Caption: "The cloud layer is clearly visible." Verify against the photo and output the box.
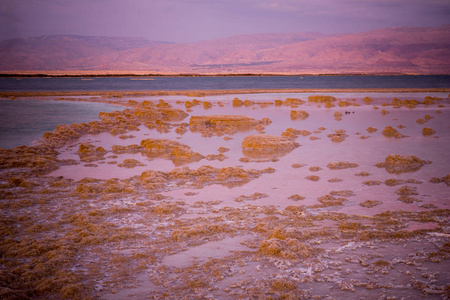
[1,0,449,42]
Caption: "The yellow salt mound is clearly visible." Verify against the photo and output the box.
[290,110,309,120]
[382,154,427,174]
[189,115,257,132]
[140,138,204,165]
[242,135,299,152]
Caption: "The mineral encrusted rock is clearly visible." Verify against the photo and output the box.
[378,154,429,174]
[140,138,204,165]
[290,110,309,120]
[189,115,258,132]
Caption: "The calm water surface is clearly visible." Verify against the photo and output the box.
[1,75,449,92]
[0,100,122,149]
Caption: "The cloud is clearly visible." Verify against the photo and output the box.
[0,0,449,42]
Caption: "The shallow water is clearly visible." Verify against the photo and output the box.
[0,99,122,148]
[2,92,450,299]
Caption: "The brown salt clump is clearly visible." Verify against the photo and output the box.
[217,147,230,153]
[0,146,58,173]
[112,144,142,154]
[327,129,348,143]
[234,192,268,202]
[205,153,227,161]
[416,118,426,124]
[189,115,258,133]
[391,98,402,106]
[381,126,398,137]
[396,185,419,196]
[119,134,135,140]
[355,171,371,176]
[363,97,373,105]
[77,143,107,162]
[288,194,305,201]
[330,190,355,197]
[381,154,428,174]
[281,128,302,139]
[291,163,305,168]
[363,180,382,186]
[359,200,382,208]
[258,227,313,260]
[316,194,346,206]
[284,98,305,106]
[175,125,188,135]
[185,100,195,109]
[118,159,145,168]
[232,98,244,107]
[244,100,255,106]
[334,111,343,121]
[290,110,309,120]
[327,161,358,169]
[367,127,377,133]
[382,126,405,138]
[381,109,389,115]
[384,179,406,186]
[308,95,336,103]
[309,166,321,172]
[242,134,299,159]
[328,178,343,182]
[429,174,450,186]
[203,101,212,109]
[140,138,204,165]
[422,127,435,136]
[305,175,320,182]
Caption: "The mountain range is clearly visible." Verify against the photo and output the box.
[1,25,449,75]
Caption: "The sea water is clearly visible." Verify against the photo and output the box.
[0,75,449,92]
[0,100,122,149]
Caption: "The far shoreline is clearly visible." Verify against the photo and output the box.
[1,72,450,78]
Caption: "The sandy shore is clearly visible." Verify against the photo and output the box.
[0,91,449,299]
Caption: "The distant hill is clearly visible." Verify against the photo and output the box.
[1,26,449,74]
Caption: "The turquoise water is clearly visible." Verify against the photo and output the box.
[0,75,449,92]
[0,100,121,149]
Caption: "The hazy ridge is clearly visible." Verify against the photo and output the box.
[1,25,449,75]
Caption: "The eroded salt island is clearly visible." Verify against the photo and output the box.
[0,91,449,299]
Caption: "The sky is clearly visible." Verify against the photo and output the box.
[1,0,449,43]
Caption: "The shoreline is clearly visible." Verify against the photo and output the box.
[1,72,445,77]
[1,88,448,98]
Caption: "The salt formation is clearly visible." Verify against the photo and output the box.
[141,138,204,166]
[378,154,429,174]
[242,134,299,159]
[290,110,309,120]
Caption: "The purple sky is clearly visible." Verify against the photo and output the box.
[1,0,449,42]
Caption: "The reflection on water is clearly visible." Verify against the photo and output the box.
[3,92,450,299]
